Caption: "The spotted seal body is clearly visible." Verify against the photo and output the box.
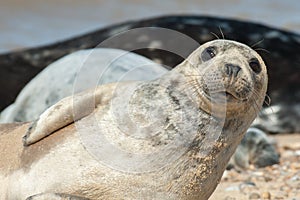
[0,40,267,199]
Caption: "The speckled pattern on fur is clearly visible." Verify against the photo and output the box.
[0,40,268,200]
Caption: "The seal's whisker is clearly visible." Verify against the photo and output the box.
[189,81,201,94]
[251,90,275,117]
[251,38,264,48]
[181,79,196,86]
[179,78,200,98]
[252,96,275,123]
[252,98,262,114]
[252,90,272,108]
[252,90,264,99]
[219,27,225,39]
[250,94,259,112]
[210,31,220,40]
[185,80,202,98]
[250,38,270,54]
[264,94,272,107]
[250,90,265,114]
[261,93,275,115]
[184,85,200,99]
[254,48,270,54]
[248,95,264,116]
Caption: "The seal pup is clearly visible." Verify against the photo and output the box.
[1,39,267,199]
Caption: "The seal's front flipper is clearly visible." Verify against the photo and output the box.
[22,83,118,146]
[22,94,78,146]
[26,193,90,200]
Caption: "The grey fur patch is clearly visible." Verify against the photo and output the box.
[253,104,300,133]
[230,128,279,169]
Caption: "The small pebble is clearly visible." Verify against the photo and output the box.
[282,150,295,158]
[290,175,299,181]
[273,196,284,200]
[264,176,273,182]
[249,192,260,199]
[291,163,300,169]
[253,171,264,176]
[240,181,257,194]
[262,191,271,199]
[210,135,300,199]
[283,143,300,150]
[222,170,229,181]
[273,191,288,199]
[225,185,239,191]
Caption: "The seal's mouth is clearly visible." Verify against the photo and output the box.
[206,91,242,104]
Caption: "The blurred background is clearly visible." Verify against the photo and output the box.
[1,0,300,53]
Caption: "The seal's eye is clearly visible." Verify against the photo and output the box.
[249,58,261,74]
[201,46,217,62]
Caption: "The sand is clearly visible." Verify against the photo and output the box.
[210,134,300,200]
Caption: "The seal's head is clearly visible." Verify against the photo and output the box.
[176,39,268,118]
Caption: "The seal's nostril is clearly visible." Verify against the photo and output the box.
[225,64,241,77]
[225,64,231,76]
[232,65,241,77]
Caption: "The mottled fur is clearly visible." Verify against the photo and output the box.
[0,40,267,199]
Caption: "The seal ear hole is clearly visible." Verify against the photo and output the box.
[249,58,261,74]
[201,46,217,62]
